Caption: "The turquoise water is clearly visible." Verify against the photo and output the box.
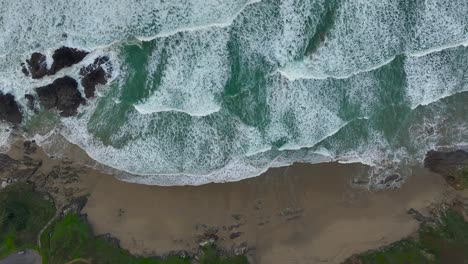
[1,0,468,186]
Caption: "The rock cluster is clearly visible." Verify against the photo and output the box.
[49,47,89,75]
[22,47,89,78]
[80,56,111,98]
[0,91,23,124]
[1,46,111,129]
[23,53,47,79]
[18,46,112,119]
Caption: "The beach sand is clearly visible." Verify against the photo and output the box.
[4,139,452,264]
[81,163,449,264]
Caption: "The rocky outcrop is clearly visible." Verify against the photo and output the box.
[36,76,85,117]
[424,150,468,190]
[22,47,89,79]
[49,47,89,75]
[24,53,48,79]
[79,56,111,98]
[0,92,23,124]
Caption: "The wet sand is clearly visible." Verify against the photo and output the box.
[3,139,452,264]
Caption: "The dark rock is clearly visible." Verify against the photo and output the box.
[424,150,468,173]
[379,174,403,187]
[21,63,29,76]
[229,232,242,240]
[25,52,48,79]
[24,94,36,111]
[36,76,85,117]
[79,56,111,98]
[0,92,23,124]
[48,47,89,75]
[424,150,468,190]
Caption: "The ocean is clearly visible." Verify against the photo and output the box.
[1,0,468,186]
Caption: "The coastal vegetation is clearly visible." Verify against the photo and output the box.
[0,183,55,258]
[0,183,249,264]
[345,208,468,264]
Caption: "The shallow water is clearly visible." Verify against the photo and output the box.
[1,0,468,186]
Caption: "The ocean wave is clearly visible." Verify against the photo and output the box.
[136,0,263,42]
[277,56,397,81]
[133,104,221,117]
[279,39,468,82]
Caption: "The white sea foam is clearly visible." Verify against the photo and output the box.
[405,46,468,109]
[278,56,397,81]
[0,123,12,153]
[278,0,468,82]
[136,0,262,41]
[0,0,260,55]
[133,28,229,117]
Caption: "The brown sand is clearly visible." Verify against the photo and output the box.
[3,139,452,264]
[80,162,449,264]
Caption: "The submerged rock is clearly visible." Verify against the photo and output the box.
[36,76,85,117]
[79,56,111,98]
[25,52,48,79]
[49,47,89,75]
[0,92,23,124]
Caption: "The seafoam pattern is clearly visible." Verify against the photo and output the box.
[1,0,468,186]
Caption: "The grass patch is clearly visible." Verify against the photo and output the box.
[348,209,468,264]
[41,213,190,264]
[199,245,249,264]
[0,183,55,258]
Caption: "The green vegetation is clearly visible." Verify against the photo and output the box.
[199,245,249,264]
[0,183,55,258]
[350,209,468,264]
[1,183,249,264]
[41,213,190,264]
[454,166,468,190]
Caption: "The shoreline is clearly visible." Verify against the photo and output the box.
[1,139,460,263]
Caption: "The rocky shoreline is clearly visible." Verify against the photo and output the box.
[0,139,251,262]
[0,46,112,127]
[0,137,467,263]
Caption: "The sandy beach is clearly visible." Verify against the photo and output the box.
[82,163,450,264]
[3,139,454,264]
